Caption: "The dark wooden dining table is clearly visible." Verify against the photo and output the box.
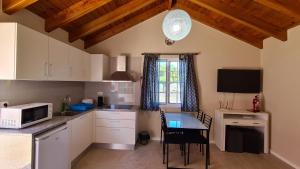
[165,112,210,169]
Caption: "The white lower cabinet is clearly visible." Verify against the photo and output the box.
[70,112,93,161]
[94,111,137,145]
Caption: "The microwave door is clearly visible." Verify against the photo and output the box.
[21,105,48,127]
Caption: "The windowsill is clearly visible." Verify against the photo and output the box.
[160,104,181,109]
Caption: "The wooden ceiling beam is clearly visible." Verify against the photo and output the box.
[168,0,174,10]
[69,0,157,42]
[176,2,263,48]
[84,2,168,48]
[255,0,300,19]
[2,0,38,14]
[188,0,287,41]
[45,0,113,32]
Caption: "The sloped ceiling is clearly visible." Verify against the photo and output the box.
[3,0,300,49]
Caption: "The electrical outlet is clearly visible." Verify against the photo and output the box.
[0,101,9,108]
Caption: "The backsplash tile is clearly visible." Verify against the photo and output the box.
[84,82,140,105]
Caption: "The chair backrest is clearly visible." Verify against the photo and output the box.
[197,110,204,122]
[203,114,213,132]
[161,112,168,132]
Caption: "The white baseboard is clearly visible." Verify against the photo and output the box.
[270,150,299,169]
[151,137,160,141]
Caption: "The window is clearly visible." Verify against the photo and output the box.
[158,58,181,105]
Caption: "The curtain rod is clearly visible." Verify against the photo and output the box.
[141,52,200,55]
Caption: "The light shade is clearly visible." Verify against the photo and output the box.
[162,9,192,41]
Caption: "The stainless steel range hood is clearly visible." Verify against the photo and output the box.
[104,55,135,82]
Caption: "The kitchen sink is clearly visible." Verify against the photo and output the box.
[60,111,82,116]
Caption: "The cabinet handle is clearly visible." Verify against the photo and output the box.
[232,122,239,124]
[253,122,260,125]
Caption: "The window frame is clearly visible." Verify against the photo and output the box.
[158,56,181,107]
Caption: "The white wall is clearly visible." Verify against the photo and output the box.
[86,11,261,139]
[261,26,300,168]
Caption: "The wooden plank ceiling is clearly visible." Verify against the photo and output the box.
[3,0,300,49]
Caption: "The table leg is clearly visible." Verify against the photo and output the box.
[208,130,210,165]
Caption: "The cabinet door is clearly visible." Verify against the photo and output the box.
[0,23,16,79]
[69,47,84,81]
[90,54,109,82]
[16,24,49,80]
[71,113,92,160]
[48,38,70,80]
[82,51,91,81]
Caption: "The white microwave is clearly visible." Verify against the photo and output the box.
[0,103,53,129]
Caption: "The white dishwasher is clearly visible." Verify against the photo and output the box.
[35,124,70,169]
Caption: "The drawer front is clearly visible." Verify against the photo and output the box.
[96,119,135,128]
[95,127,135,144]
[225,119,266,126]
[95,111,136,120]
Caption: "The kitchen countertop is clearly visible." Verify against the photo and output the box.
[0,106,139,136]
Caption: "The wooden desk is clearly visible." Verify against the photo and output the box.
[214,109,269,153]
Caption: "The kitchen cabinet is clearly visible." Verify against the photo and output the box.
[70,112,93,161]
[69,48,91,81]
[48,37,70,80]
[90,54,109,81]
[94,110,137,147]
[0,22,106,82]
[0,23,49,80]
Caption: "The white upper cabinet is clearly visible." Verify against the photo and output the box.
[48,37,70,81]
[69,47,85,81]
[90,54,109,82]
[0,23,107,82]
[0,23,49,80]
[0,23,17,80]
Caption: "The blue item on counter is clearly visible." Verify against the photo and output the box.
[69,103,94,112]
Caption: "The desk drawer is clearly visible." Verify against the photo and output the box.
[95,127,135,144]
[95,111,136,120]
[225,119,266,126]
[96,119,135,128]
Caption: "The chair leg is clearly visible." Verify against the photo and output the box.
[200,143,202,152]
[187,143,190,165]
[180,144,184,156]
[202,144,204,156]
[166,144,169,169]
[160,128,162,144]
[163,142,165,164]
[183,144,186,166]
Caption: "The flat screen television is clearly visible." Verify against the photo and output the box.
[217,69,261,93]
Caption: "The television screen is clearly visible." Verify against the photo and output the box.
[217,69,261,93]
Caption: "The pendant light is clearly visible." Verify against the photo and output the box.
[162,9,192,42]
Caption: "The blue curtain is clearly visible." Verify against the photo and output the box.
[179,54,199,112]
[140,54,160,111]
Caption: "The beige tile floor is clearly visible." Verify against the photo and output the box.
[72,141,293,169]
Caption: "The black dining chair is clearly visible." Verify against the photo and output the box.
[160,108,164,144]
[197,110,204,121]
[197,110,205,152]
[185,113,213,165]
[161,113,187,168]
